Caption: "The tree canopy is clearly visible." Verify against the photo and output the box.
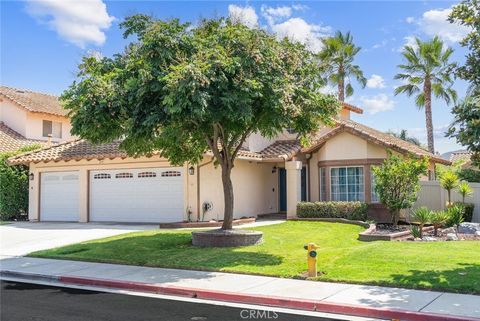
[62,16,340,230]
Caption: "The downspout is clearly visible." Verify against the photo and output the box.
[196,158,214,221]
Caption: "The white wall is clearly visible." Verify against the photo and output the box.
[0,100,27,136]
[25,112,74,142]
[412,181,480,222]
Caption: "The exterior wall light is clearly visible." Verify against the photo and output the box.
[188,166,195,175]
[272,166,277,174]
[29,172,34,181]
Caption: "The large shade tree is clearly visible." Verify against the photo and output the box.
[394,37,457,154]
[317,31,367,101]
[62,16,340,231]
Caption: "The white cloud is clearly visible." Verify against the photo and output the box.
[25,0,114,48]
[417,7,470,43]
[372,39,387,49]
[398,35,419,52]
[261,5,292,20]
[360,94,395,114]
[366,74,386,89]
[270,17,331,53]
[228,4,258,29]
[405,17,415,24]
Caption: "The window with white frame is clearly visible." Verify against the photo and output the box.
[42,120,62,138]
[319,167,327,201]
[330,167,364,201]
[370,169,379,203]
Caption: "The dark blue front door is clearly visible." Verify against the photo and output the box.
[279,168,287,212]
[301,167,307,202]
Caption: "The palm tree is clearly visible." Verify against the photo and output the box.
[318,31,367,101]
[387,129,422,146]
[394,36,457,154]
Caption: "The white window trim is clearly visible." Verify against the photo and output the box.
[329,165,365,202]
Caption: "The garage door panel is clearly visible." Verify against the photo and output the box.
[40,172,79,222]
[90,167,184,223]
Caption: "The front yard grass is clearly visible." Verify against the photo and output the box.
[31,221,480,294]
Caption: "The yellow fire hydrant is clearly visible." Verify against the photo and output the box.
[303,243,319,277]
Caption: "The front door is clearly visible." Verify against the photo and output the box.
[279,168,287,212]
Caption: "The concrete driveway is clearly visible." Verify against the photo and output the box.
[0,222,157,257]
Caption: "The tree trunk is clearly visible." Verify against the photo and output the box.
[424,79,434,154]
[448,189,452,206]
[221,164,234,230]
[391,209,399,227]
[338,79,345,102]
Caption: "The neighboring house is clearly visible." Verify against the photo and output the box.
[8,96,449,224]
[450,151,479,171]
[0,85,73,153]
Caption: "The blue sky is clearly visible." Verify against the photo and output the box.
[1,0,471,153]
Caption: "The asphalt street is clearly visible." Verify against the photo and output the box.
[0,281,349,321]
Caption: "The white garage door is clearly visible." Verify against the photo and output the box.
[89,167,184,223]
[40,171,80,221]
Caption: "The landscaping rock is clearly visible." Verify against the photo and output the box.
[476,231,480,237]
[422,236,437,242]
[458,222,480,234]
[446,233,458,241]
[441,227,457,235]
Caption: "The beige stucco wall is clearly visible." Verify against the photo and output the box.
[28,156,280,223]
[25,112,74,142]
[196,159,279,221]
[0,100,27,136]
[0,97,73,142]
[316,132,387,161]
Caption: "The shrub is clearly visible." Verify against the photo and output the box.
[297,201,368,221]
[411,226,421,238]
[453,202,475,222]
[456,181,473,203]
[411,207,432,238]
[371,152,428,227]
[430,210,450,236]
[445,204,465,227]
[0,144,41,221]
[439,169,459,205]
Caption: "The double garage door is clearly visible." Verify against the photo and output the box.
[40,168,184,223]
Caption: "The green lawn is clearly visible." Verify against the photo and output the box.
[31,221,480,294]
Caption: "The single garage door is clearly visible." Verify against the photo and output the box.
[40,171,80,221]
[89,167,184,223]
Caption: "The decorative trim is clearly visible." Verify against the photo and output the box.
[318,158,385,167]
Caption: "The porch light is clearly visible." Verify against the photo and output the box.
[188,166,195,175]
[29,172,34,181]
[272,166,277,174]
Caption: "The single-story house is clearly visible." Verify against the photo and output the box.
[7,103,449,223]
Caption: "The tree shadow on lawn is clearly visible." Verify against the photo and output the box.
[383,263,480,295]
[47,232,284,271]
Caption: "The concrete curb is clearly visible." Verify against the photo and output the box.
[2,270,478,321]
[57,275,478,321]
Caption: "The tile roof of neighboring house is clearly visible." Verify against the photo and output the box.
[0,85,66,117]
[341,102,363,114]
[0,122,47,153]
[7,120,449,165]
[303,120,450,165]
[450,151,474,164]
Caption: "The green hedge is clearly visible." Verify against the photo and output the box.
[297,201,368,221]
[0,144,41,221]
[453,202,475,222]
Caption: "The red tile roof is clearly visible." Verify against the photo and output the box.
[8,120,449,165]
[341,102,363,114]
[0,85,66,117]
[0,122,47,153]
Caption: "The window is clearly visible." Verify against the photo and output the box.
[161,171,181,177]
[319,167,326,201]
[42,120,62,138]
[138,172,156,178]
[115,172,133,178]
[93,173,111,179]
[330,167,364,201]
[370,170,379,203]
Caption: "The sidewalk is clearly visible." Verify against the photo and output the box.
[1,256,479,321]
